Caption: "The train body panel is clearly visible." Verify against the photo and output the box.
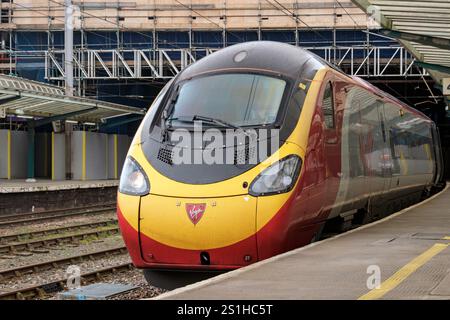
[117,41,442,272]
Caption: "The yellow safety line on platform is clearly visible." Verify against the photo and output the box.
[51,132,55,180]
[7,130,11,180]
[358,243,449,300]
[114,134,118,179]
[82,131,86,181]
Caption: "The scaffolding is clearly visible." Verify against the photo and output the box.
[0,1,374,77]
[0,1,430,100]
[39,45,426,81]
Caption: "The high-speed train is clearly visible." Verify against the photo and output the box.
[117,41,444,285]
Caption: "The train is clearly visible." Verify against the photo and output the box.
[117,41,444,287]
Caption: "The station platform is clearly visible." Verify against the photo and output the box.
[0,179,119,215]
[0,179,119,193]
[157,185,450,300]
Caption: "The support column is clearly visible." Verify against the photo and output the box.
[65,123,73,180]
[27,125,36,181]
[82,131,86,181]
[64,0,74,96]
[114,134,118,179]
[64,0,82,181]
[7,129,11,180]
[51,132,55,180]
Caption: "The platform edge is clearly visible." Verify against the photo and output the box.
[153,183,449,300]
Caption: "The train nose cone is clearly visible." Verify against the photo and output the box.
[138,194,258,267]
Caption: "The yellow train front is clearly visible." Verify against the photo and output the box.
[117,41,442,285]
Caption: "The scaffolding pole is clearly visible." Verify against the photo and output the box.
[64,0,74,96]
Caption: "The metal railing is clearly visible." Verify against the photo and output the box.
[308,46,423,77]
[43,45,425,80]
[45,48,218,80]
[0,45,426,82]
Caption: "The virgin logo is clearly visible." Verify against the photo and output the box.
[185,203,206,225]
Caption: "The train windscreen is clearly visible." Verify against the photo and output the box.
[166,73,286,127]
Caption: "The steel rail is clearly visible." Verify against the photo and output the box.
[0,263,134,300]
[0,206,116,227]
[0,219,118,243]
[0,226,121,255]
[0,203,116,221]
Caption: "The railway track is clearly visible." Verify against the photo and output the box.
[0,246,128,282]
[0,205,117,227]
[0,203,116,221]
[0,226,121,255]
[0,219,118,243]
[0,262,134,300]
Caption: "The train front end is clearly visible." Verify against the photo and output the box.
[117,42,326,276]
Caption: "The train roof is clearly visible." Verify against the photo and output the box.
[178,41,327,81]
[177,41,430,122]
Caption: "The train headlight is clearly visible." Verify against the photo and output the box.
[119,156,150,196]
[249,155,301,196]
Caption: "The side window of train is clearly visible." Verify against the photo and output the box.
[322,82,335,129]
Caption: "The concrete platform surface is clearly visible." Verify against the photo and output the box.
[157,185,450,300]
[0,179,119,193]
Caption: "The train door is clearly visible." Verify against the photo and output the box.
[358,93,377,201]
[376,101,392,200]
[331,85,371,218]
[294,86,326,222]
[320,78,341,218]
[382,103,404,192]
[340,86,368,211]
[431,124,444,185]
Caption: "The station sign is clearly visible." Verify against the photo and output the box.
[443,78,450,96]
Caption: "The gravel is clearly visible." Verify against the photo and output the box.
[0,211,117,236]
[41,267,167,300]
[0,208,168,300]
[102,268,167,300]
[0,235,125,270]
[0,252,131,291]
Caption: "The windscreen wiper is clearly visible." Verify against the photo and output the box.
[166,115,252,138]
[162,85,181,122]
[159,85,181,140]
[192,115,245,131]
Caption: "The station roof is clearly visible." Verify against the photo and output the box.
[0,74,145,123]
[352,0,450,93]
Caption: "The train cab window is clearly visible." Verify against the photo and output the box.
[322,82,335,129]
[167,73,286,127]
